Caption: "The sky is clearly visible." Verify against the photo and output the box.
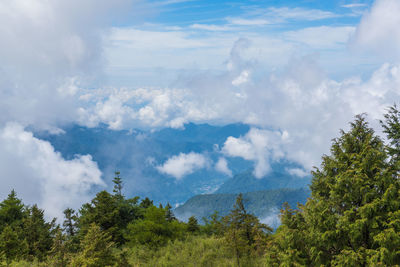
[1,0,400,219]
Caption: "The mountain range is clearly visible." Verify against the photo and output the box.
[34,123,311,213]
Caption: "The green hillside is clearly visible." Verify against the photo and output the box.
[174,187,310,222]
[215,169,310,194]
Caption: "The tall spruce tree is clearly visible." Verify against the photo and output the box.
[63,208,77,237]
[71,223,115,267]
[0,190,25,231]
[112,171,123,198]
[267,115,400,266]
[23,204,55,261]
[224,193,271,266]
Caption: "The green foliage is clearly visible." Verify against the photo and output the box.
[165,203,176,222]
[23,205,55,261]
[202,211,225,236]
[127,235,266,267]
[71,223,115,267]
[0,225,28,264]
[139,197,153,209]
[126,205,186,248]
[63,208,77,237]
[187,216,199,233]
[48,227,69,267]
[77,190,140,245]
[267,114,400,266]
[0,190,25,231]
[223,194,272,266]
[112,171,123,197]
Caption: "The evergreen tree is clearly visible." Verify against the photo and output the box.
[0,225,28,264]
[78,190,121,243]
[223,194,271,266]
[23,204,55,261]
[63,208,77,237]
[202,211,225,236]
[78,189,141,246]
[71,223,115,267]
[126,205,185,248]
[0,190,25,231]
[187,216,199,233]
[165,203,176,222]
[267,115,400,266]
[112,171,123,198]
[48,227,69,267]
[140,197,154,209]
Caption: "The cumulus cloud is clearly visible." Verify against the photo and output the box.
[215,157,232,177]
[0,123,103,220]
[86,31,400,175]
[222,129,287,178]
[0,0,138,218]
[156,152,209,179]
[352,0,400,60]
[0,0,133,129]
[286,168,309,178]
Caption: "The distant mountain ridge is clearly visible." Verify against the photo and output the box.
[34,123,311,208]
[174,187,310,225]
[216,169,310,194]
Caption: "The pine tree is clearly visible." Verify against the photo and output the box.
[63,208,77,237]
[223,193,271,266]
[165,203,176,222]
[112,171,123,197]
[0,190,25,230]
[71,223,115,267]
[267,115,400,266]
[23,204,55,261]
[0,225,28,264]
[48,227,68,267]
[187,216,199,233]
[140,197,153,209]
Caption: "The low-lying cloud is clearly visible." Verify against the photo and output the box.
[156,152,209,179]
[222,128,288,178]
[215,157,233,177]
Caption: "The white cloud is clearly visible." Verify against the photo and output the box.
[0,0,134,129]
[286,168,309,178]
[0,0,140,220]
[222,128,287,178]
[215,157,233,177]
[232,70,251,86]
[342,3,368,8]
[88,35,400,176]
[190,24,233,31]
[156,152,209,179]
[352,0,400,60]
[226,18,271,26]
[0,123,104,220]
[260,207,280,229]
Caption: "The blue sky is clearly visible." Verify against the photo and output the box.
[103,0,381,87]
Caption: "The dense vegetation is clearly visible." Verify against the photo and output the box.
[1,107,400,266]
